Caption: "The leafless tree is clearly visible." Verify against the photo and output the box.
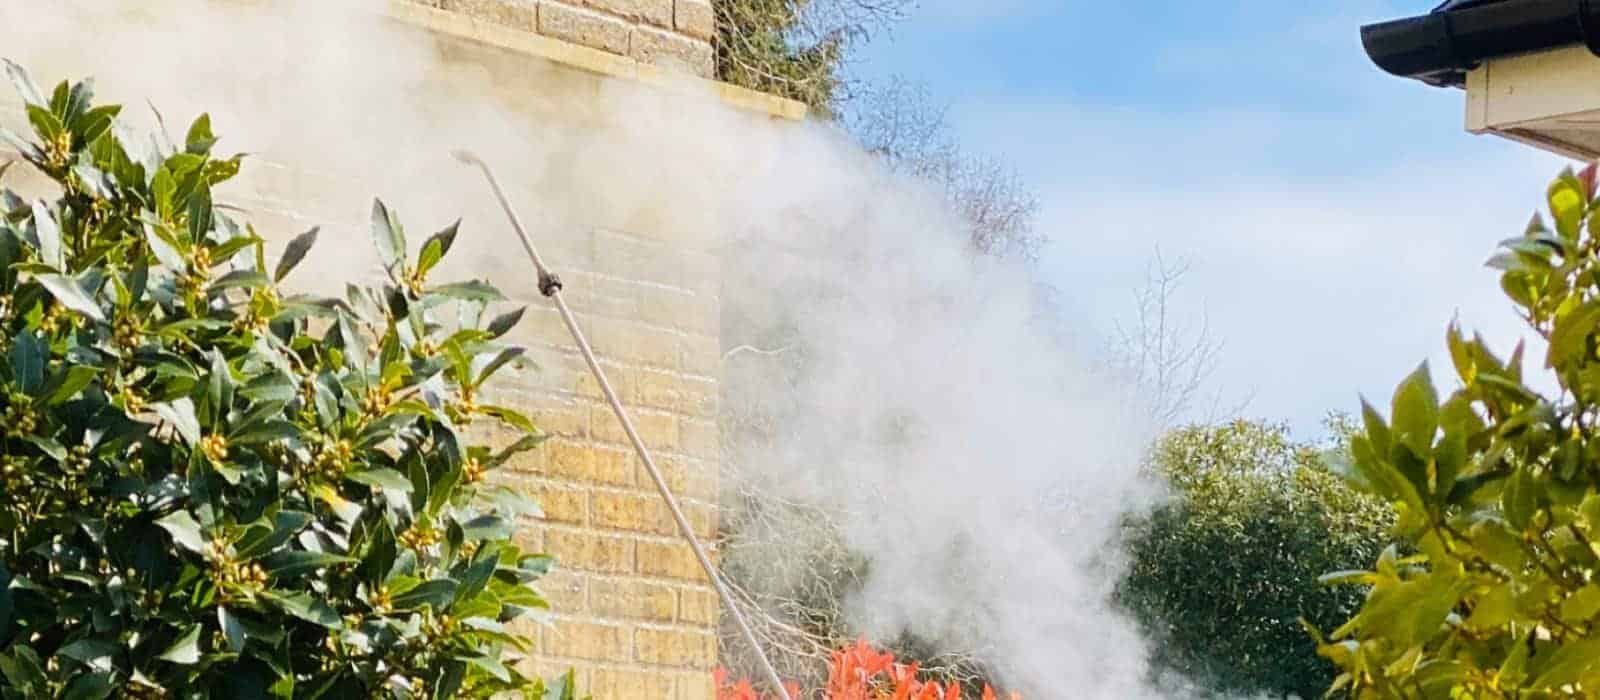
[1112,250,1248,428]
[845,78,1044,262]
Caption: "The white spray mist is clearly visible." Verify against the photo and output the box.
[2,1,1181,695]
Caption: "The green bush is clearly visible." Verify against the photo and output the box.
[1119,420,1392,698]
[1316,164,1600,697]
[713,0,846,115]
[0,63,575,697]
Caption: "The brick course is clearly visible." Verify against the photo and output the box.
[413,0,718,78]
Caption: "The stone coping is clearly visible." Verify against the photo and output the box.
[383,0,810,122]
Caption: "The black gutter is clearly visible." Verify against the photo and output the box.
[1361,0,1600,88]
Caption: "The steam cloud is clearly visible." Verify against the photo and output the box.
[2,1,1177,695]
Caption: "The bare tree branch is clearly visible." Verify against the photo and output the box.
[1112,249,1243,427]
[845,78,1045,262]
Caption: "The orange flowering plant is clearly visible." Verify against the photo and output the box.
[715,640,1020,700]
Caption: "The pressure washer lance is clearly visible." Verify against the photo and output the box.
[453,150,792,700]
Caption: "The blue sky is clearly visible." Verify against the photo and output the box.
[851,0,1568,435]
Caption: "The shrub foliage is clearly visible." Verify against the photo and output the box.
[0,63,571,697]
[1119,420,1391,698]
[714,639,1020,700]
[714,0,844,115]
[1317,163,1600,697]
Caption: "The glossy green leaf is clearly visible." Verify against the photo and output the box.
[1502,466,1540,531]
[36,273,106,322]
[9,330,45,395]
[417,219,459,278]
[30,201,62,270]
[0,647,46,694]
[462,654,510,682]
[261,551,356,578]
[391,579,458,611]
[152,398,201,445]
[429,280,505,303]
[371,199,405,279]
[1529,637,1600,689]
[187,185,213,242]
[156,511,205,554]
[260,591,340,629]
[25,105,62,146]
[475,347,525,386]
[1391,363,1438,458]
[274,227,318,282]
[1549,301,1600,369]
[218,607,245,653]
[1549,170,1587,240]
[236,510,313,559]
[485,307,526,339]
[346,468,414,493]
[184,113,215,155]
[158,625,201,664]
[479,404,536,433]
[3,60,44,107]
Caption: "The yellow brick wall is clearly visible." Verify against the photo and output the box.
[483,226,730,694]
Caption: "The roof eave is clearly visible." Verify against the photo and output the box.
[1361,0,1600,89]
[1361,15,1468,87]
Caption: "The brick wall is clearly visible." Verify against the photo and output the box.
[391,22,751,692]
[407,0,717,77]
[485,227,727,697]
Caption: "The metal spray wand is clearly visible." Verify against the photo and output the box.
[452,151,792,700]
